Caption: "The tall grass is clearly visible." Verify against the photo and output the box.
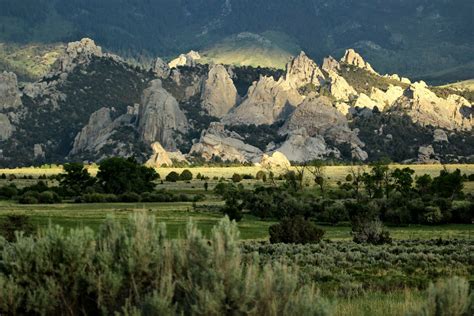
[0,214,330,315]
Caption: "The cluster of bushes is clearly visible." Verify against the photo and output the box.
[164,169,193,182]
[0,215,330,315]
[76,190,203,204]
[242,238,473,296]
[215,164,473,245]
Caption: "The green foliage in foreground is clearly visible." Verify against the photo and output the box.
[408,277,473,316]
[0,215,330,315]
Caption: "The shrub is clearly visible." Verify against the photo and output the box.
[18,191,40,204]
[352,220,392,245]
[119,192,141,202]
[409,277,472,316]
[165,171,180,182]
[82,193,119,203]
[242,174,254,180]
[0,185,18,199]
[319,201,348,225]
[179,169,193,181]
[269,216,325,244]
[231,173,242,183]
[0,215,35,242]
[256,171,266,181]
[0,215,330,315]
[0,173,6,179]
[38,191,61,204]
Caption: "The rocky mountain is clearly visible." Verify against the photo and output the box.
[0,38,473,167]
[0,0,472,84]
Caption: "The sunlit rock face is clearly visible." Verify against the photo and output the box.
[322,56,340,73]
[341,49,377,74]
[392,81,473,131]
[201,64,238,118]
[146,142,173,167]
[326,70,357,102]
[190,122,262,163]
[138,79,188,151]
[283,51,325,89]
[259,151,291,168]
[169,51,201,68]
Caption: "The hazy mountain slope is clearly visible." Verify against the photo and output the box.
[0,0,472,83]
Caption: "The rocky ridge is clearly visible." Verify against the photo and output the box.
[0,38,472,166]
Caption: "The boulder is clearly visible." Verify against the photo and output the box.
[190,122,262,162]
[33,144,45,159]
[137,79,188,150]
[418,145,438,163]
[354,93,380,110]
[369,85,404,110]
[433,129,449,142]
[259,151,291,168]
[341,49,377,74]
[0,72,22,110]
[146,142,173,167]
[201,64,238,117]
[276,129,339,162]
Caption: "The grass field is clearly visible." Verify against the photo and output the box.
[2,163,473,182]
[0,164,473,240]
[0,200,472,240]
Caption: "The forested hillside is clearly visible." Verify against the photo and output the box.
[0,0,473,83]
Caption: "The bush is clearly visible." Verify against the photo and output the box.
[0,215,330,315]
[0,185,18,199]
[38,191,61,204]
[18,191,40,204]
[82,193,119,203]
[179,169,193,181]
[319,201,348,225]
[256,171,266,181]
[269,216,325,244]
[0,215,35,242]
[409,277,472,316]
[165,171,180,182]
[352,220,392,245]
[119,192,141,202]
[221,204,243,222]
[231,173,242,183]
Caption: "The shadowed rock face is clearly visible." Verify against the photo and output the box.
[201,64,238,118]
[0,72,22,111]
[223,76,303,125]
[0,113,13,140]
[59,38,103,73]
[138,79,188,151]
